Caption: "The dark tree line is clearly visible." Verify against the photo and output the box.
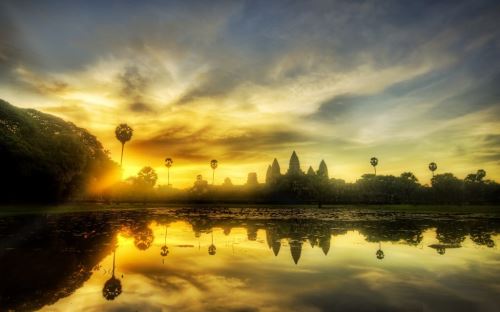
[106,151,499,205]
[0,100,119,202]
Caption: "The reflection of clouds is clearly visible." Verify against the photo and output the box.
[42,221,500,312]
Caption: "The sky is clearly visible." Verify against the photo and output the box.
[1,0,499,187]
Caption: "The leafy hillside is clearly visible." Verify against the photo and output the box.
[0,99,119,202]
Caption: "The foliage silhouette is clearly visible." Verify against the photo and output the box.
[136,166,158,188]
[104,151,500,205]
[0,100,119,202]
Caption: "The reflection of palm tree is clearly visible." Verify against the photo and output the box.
[208,231,216,255]
[370,157,378,175]
[210,159,218,185]
[160,226,169,264]
[165,158,173,186]
[376,242,384,260]
[103,248,122,301]
[115,124,133,167]
[428,162,437,178]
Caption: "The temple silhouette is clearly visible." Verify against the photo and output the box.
[265,151,329,183]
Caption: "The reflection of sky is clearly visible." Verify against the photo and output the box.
[1,1,500,186]
[43,222,500,312]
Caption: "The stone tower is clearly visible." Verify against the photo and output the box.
[307,166,316,176]
[266,158,281,184]
[287,151,302,175]
[318,160,328,179]
[246,172,258,186]
[265,165,272,184]
[271,158,281,176]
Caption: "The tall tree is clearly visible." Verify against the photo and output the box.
[165,158,173,186]
[210,159,218,185]
[370,157,378,175]
[428,162,437,178]
[136,166,158,187]
[115,124,133,167]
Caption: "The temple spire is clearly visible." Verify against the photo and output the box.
[287,151,302,175]
[307,166,316,176]
[318,160,328,179]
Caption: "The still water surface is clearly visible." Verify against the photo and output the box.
[0,207,499,311]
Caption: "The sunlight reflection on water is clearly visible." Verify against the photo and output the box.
[0,207,499,312]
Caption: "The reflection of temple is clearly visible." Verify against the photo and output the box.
[0,209,498,310]
[264,223,331,264]
[289,240,303,265]
[266,228,282,256]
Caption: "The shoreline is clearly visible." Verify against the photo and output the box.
[0,202,499,216]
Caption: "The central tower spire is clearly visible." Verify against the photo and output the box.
[287,151,302,175]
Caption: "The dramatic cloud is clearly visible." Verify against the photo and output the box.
[0,0,499,186]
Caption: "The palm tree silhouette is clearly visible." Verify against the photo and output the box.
[165,158,173,186]
[160,225,169,264]
[102,247,122,300]
[370,157,378,175]
[210,159,218,185]
[428,162,437,178]
[208,230,217,255]
[115,124,133,167]
[376,242,384,260]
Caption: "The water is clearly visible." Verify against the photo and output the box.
[0,207,499,311]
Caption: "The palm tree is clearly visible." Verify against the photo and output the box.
[115,124,133,167]
[165,158,173,186]
[370,157,378,175]
[429,162,437,177]
[103,247,122,300]
[210,159,218,185]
